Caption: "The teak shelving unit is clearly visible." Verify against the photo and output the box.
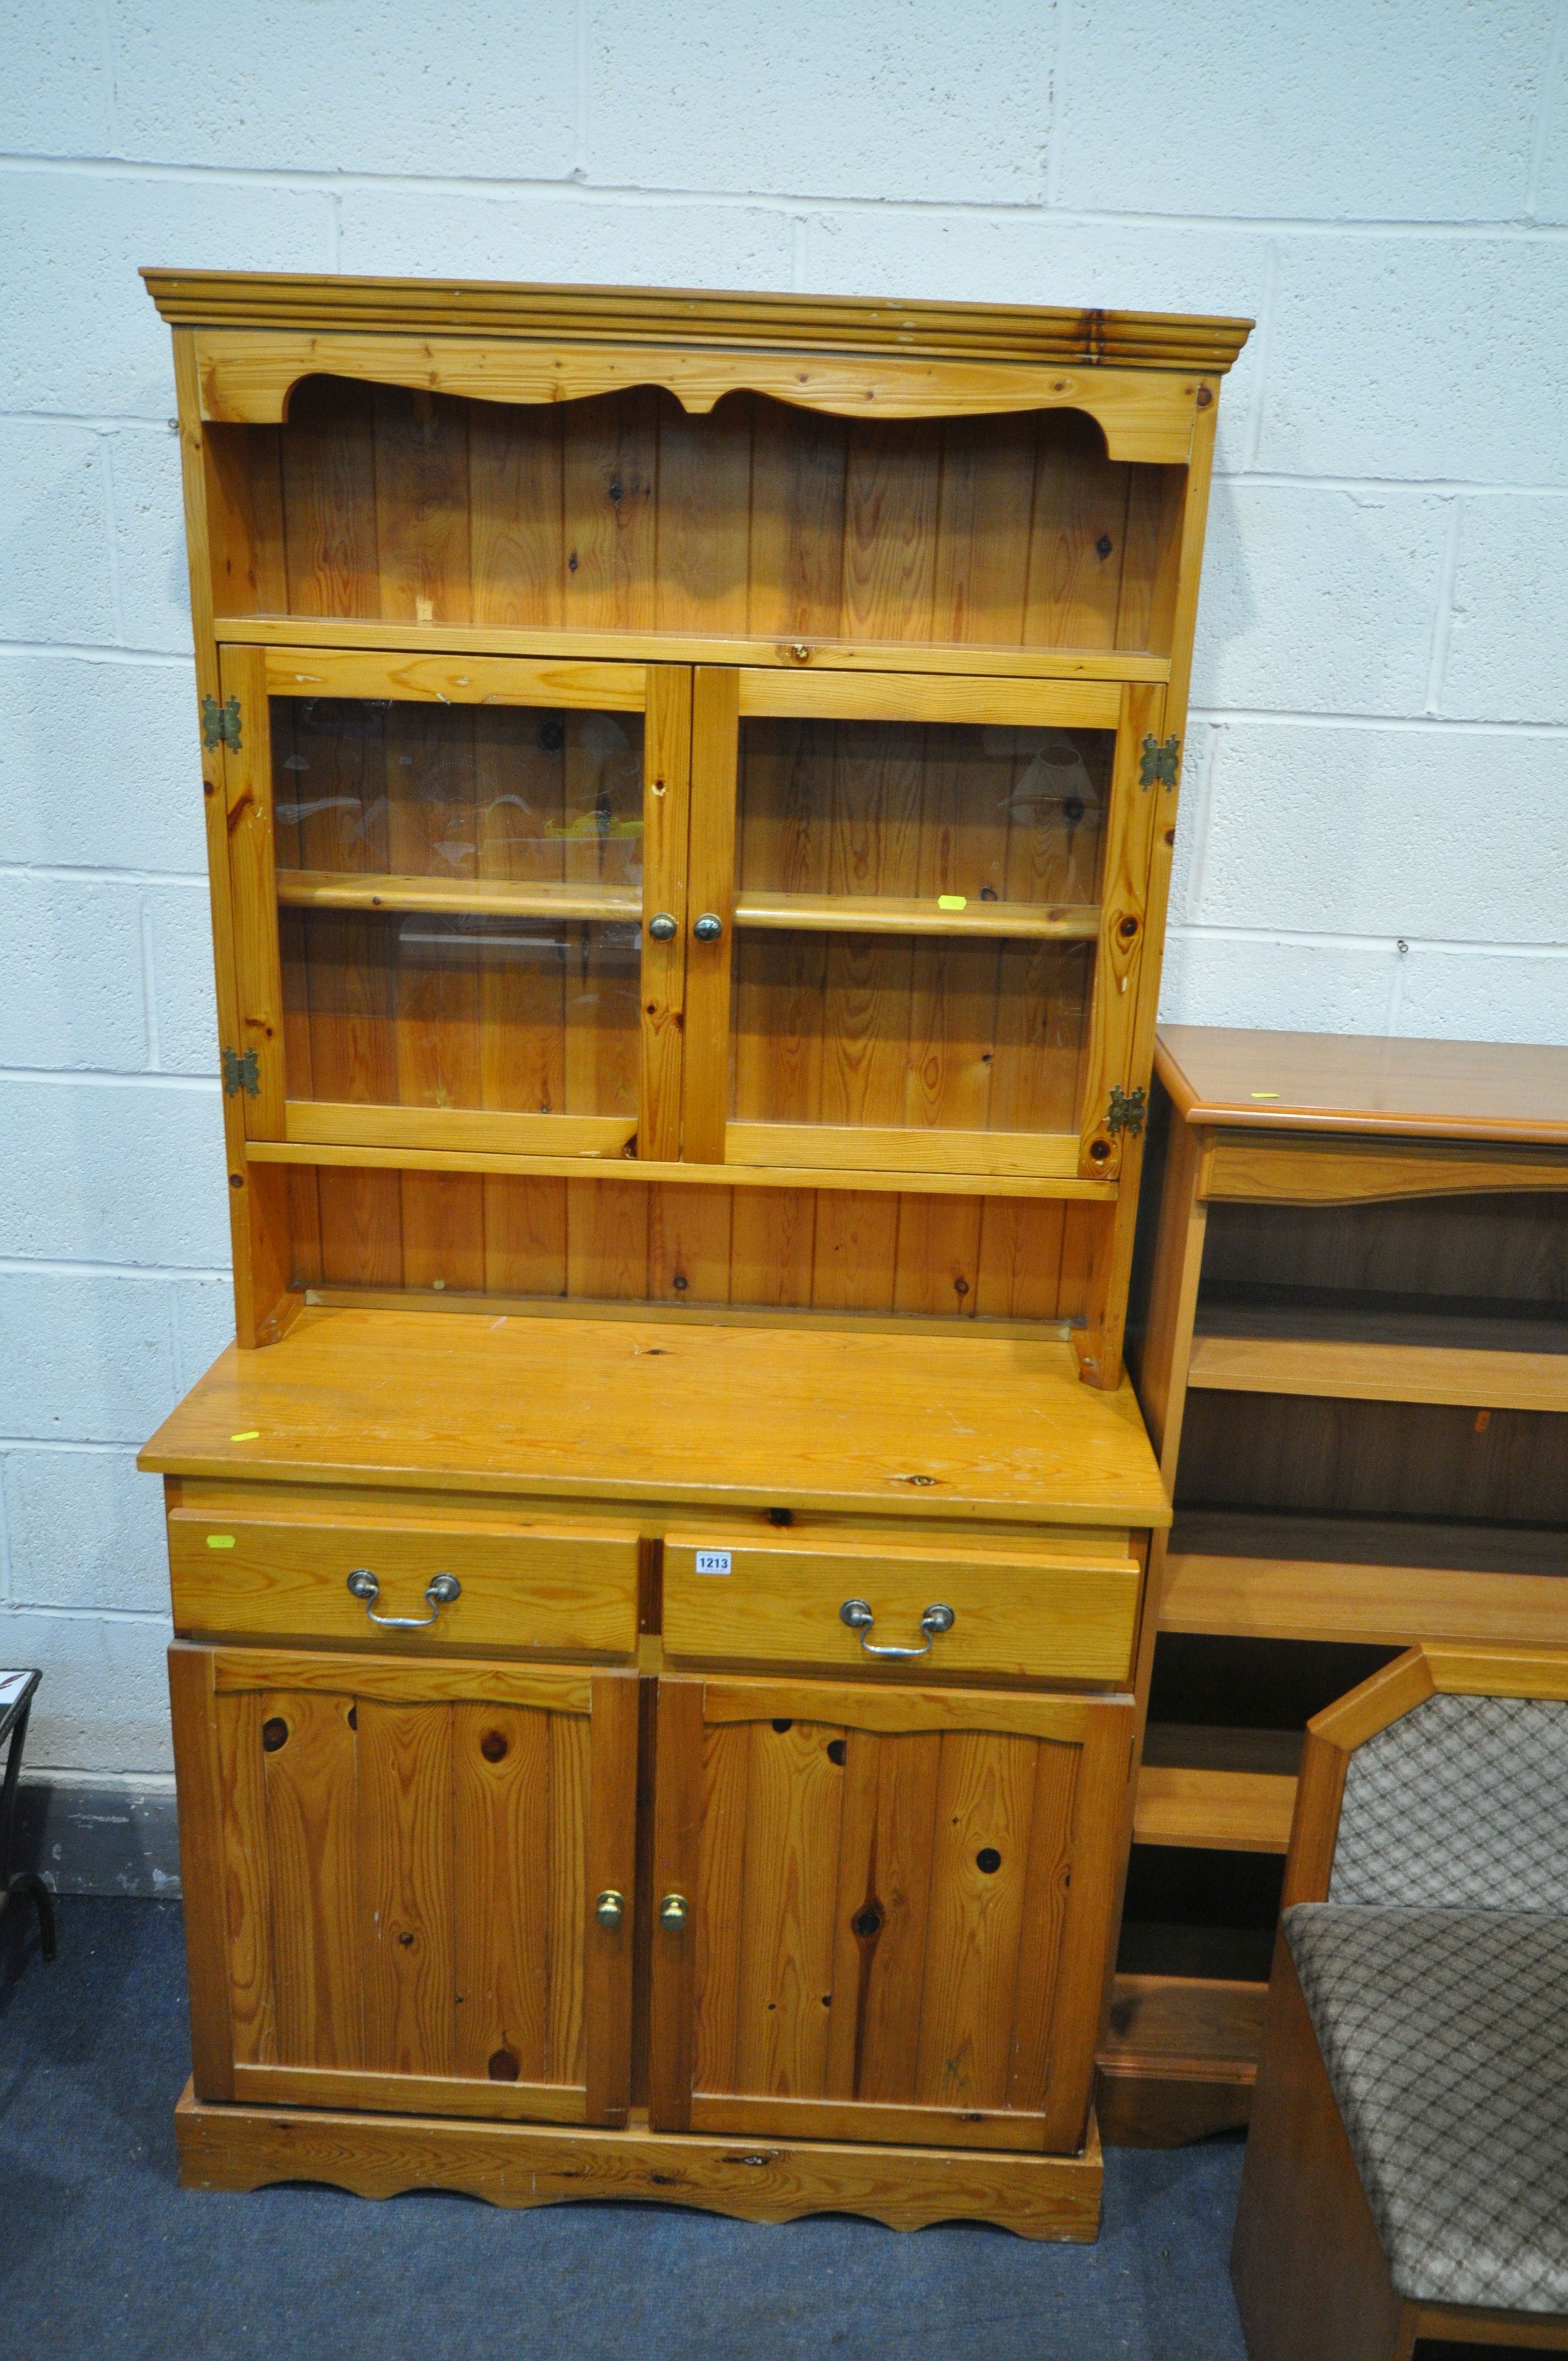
[1110,1025,1568,2145]
[137,270,1248,2233]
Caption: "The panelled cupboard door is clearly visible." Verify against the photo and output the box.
[682,667,1166,1183]
[217,645,694,1163]
[168,1644,638,2126]
[649,1674,1134,2153]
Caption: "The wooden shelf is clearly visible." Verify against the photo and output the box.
[1161,1510,1568,1647]
[1188,1330,1568,1414]
[1196,1284,1568,1354]
[275,872,641,923]
[1141,1721,1303,1776]
[732,891,1100,941]
[214,611,1174,687]
[1133,1764,1297,1853]
[1096,1973,1266,2147]
[249,1135,1119,1204]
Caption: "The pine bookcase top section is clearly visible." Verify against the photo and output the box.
[140,270,1254,374]
[1157,1027,1568,1146]
[138,1307,1169,1526]
[149,267,1244,1375]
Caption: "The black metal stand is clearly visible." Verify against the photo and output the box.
[0,1671,56,1961]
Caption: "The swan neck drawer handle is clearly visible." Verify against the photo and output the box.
[346,1568,461,1628]
[839,1599,955,1659]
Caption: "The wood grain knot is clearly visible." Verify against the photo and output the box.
[261,1717,288,1753]
[488,2049,520,2081]
[480,1728,509,1762]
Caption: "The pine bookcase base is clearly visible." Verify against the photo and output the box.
[174,2083,1103,2240]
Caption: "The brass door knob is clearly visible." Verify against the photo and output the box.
[658,1892,689,1931]
[647,912,678,940]
[595,1889,625,1929]
[692,914,724,942]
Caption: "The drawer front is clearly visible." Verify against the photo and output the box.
[168,1509,639,1657]
[662,1532,1140,1682]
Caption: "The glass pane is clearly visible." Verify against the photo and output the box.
[273,698,645,891]
[282,912,641,1116]
[731,933,1092,1134]
[730,716,1108,1138]
[736,719,1109,910]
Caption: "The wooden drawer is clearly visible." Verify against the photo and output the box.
[661,1528,1140,1683]
[167,1497,640,1658]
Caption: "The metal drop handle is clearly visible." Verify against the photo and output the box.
[659,1893,689,1932]
[647,912,678,940]
[595,1889,625,1929]
[840,1598,955,1660]
[346,1568,461,1629]
[692,913,724,942]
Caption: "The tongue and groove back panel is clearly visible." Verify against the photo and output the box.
[249,382,1154,1329]
[286,1168,1092,1323]
[233,380,1185,656]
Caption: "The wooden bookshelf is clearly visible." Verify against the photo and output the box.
[1112,1025,1568,2145]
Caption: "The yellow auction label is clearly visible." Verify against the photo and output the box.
[205,1535,237,1550]
[938,894,967,910]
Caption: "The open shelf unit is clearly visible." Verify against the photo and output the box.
[148,269,1253,1379]
[1113,1025,1568,2145]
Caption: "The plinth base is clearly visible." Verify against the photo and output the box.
[175,2083,1102,2240]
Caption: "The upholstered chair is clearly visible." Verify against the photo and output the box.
[1231,1643,1568,2360]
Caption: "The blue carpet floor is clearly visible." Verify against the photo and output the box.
[0,1898,1248,2361]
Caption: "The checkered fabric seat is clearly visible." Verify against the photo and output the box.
[1284,1903,1568,2314]
[1280,1688,1568,2318]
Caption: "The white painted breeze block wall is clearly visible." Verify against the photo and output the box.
[2,1,1566,1806]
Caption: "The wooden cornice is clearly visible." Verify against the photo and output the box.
[141,269,1253,375]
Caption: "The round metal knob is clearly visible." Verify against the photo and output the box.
[647,912,677,940]
[692,913,724,942]
[595,1888,625,1929]
[659,1893,689,1932]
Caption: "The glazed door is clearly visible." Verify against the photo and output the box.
[649,1674,1134,2152]
[216,646,693,1163]
[170,1645,639,2125]
[682,668,1165,1184]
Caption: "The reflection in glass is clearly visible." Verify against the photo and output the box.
[736,720,1109,910]
[272,700,645,892]
[731,932,1092,1135]
[281,912,641,1118]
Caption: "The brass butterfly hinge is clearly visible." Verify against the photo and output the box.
[1106,1085,1147,1138]
[222,1046,260,1098]
[1139,733,1180,791]
[202,693,242,752]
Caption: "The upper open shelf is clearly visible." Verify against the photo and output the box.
[207,379,1191,672]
